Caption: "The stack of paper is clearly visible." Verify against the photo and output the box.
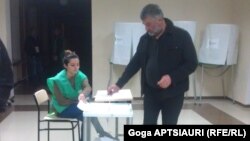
[94,89,133,102]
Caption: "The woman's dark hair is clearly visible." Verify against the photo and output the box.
[63,50,79,65]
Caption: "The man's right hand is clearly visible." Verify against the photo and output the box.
[107,84,120,95]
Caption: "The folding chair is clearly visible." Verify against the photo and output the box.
[33,89,81,141]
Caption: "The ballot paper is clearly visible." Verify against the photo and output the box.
[94,89,133,102]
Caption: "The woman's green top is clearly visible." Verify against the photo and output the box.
[47,69,87,113]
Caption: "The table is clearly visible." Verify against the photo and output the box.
[78,102,133,141]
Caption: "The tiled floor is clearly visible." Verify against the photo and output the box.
[1,91,250,141]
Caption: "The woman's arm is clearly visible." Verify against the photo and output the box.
[82,79,92,95]
[78,79,92,101]
[54,83,75,105]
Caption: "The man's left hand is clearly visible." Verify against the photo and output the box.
[157,74,172,89]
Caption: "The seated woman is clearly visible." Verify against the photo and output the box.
[47,50,114,140]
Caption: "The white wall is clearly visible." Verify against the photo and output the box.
[0,0,20,83]
[0,0,12,59]
[231,0,250,104]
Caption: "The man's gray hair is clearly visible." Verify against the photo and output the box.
[140,3,164,20]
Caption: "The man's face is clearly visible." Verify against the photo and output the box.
[143,16,163,37]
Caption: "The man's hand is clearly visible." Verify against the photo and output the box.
[157,74,172,89]
[107,84,120,95]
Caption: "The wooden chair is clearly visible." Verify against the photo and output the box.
[33,89,81,141]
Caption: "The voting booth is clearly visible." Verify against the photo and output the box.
[199,24,239,65]
[110,22,146,65]
[198,24,239,103]
[111,21,198,65]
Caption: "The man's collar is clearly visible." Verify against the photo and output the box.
[164,18,174,34]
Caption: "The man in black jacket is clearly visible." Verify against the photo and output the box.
[0,38,14,112]
[107,3,198,124]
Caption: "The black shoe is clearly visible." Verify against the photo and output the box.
[99,131,116,140]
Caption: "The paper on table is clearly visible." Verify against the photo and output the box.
[77,101,109,113]
[77,101,90,112]
[94,89,133,102]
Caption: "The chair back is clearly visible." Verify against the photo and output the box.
[34,89,50,105]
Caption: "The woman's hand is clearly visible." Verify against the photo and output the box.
[78,93,87,103]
